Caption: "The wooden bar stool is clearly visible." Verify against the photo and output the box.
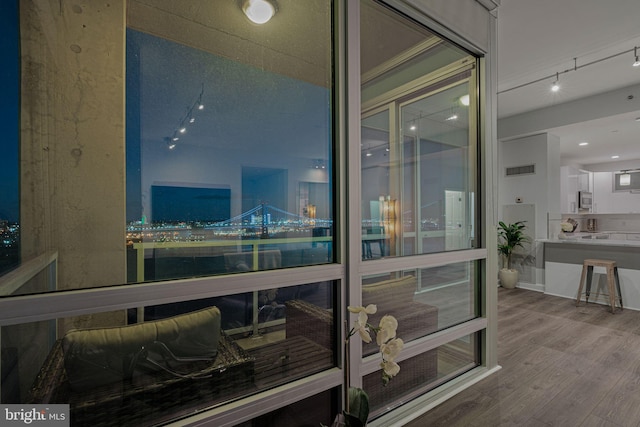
[575,259,623,313]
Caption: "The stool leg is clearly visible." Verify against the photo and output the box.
[607,266,616,313]
[585,265,594,304]
[576,264,588,306]
[614,267,623,310]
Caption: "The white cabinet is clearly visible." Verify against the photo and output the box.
[593,172,612,213]
[561,166,578,214]
[577,169,591,192]
[593,171,640,213]
[561,167,592,214]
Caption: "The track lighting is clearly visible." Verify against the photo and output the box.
[500,46,640,95]
[165,85,205,149]
[242,0,276,24]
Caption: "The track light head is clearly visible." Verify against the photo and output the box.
[551,72,560,92]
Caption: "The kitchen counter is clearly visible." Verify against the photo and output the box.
[542,237,640,247]
[543,239,640,310]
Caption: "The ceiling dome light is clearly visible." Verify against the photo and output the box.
[459,94,470,106]
[243,0,276,24]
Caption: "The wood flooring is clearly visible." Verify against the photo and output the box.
[405,287,640,427]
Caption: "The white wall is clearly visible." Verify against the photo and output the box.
[140,143,329,221]
[499,133,560,290]
[499,133,560,239]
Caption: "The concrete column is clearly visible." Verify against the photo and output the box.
[21,0,126,294]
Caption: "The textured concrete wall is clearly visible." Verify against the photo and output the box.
[20,0,126,293]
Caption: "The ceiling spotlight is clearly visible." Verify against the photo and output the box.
[446,114,458,121]
[410,124,416,131]
[198,104,204,110]
[242,0,276,24]
[366,152,372,157]
[172,137,179,142]
[459,94,470,106]
[168,144,176,150]
[189,117,196,123]
[179,127,187,134]
[578,142,588,146]
[551,73,560,92]
[634,47,640,67]
[612,155,620,159]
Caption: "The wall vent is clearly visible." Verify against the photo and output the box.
[505,164,535,176]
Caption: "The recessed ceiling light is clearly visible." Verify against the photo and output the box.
[612,155,620,159]
[579,142,588,146]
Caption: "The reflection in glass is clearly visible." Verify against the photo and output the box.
[15,282,335,425]
[364,333,478,416]
[360,0,476,260]
[126,3,334,283]
[362,261,477,352]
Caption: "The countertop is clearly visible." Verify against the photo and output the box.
[540,235,640,247]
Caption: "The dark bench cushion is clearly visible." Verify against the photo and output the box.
[62,306,221,391]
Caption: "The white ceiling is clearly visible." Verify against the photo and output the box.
[497,0,640,167]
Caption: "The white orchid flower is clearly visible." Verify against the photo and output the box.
[347,304,377,315]
[380,338,404,362]
[376,315,398,346]
[380,359,400,378]
[353,311,372,343]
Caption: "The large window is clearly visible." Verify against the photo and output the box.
[3,1,340,426]
[126,3,334,283]
[358,1,482,420]
[360,0,476,259]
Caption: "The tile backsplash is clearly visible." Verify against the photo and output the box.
[560,214,640,233]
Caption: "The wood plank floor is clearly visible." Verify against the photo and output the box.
[406,287,640,427]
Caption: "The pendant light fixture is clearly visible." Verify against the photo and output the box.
[620,171,631,186]
[242,0,276,24]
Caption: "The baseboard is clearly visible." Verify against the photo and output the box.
[515,282,544,292]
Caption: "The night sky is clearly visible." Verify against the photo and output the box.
[0,0,19,222]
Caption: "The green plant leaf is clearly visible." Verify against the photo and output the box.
[343,387,369,427]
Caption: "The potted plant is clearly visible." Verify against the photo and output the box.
[497,221,530,289]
